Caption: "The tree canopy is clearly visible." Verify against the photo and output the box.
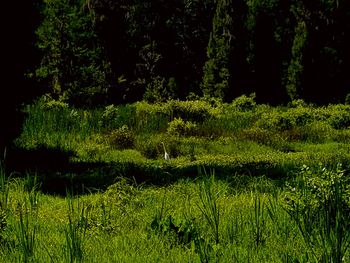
[9,0,350,106]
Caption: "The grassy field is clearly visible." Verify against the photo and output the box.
[2,95,350,262]
[2,166,350,262]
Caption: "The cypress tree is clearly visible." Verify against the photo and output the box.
[201,0,233,100]
[286,2,308,101]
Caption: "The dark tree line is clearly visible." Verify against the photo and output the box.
[30,0,350,106]
[3,0,350,134]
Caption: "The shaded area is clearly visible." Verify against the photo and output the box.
[5,145,300,195]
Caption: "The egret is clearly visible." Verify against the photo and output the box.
[161,142,170,160]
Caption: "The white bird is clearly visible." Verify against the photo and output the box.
[161,142,170,160]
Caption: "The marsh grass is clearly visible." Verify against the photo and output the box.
[0,167,349,262]
[14,99,350,188]
[285,164,350,262]
[8,98,350,261]
[197,170,221,245]
[13,202,37,263]
[64,193,90,263]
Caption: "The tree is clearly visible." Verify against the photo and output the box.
[202,0,233,100]
[35,0,111,106]
[286,1,308,100]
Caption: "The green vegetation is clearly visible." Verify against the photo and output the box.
[13,96,350,188]
[4,1,350,261]
[1,166,350,262]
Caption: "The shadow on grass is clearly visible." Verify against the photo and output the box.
[4,145,291,196]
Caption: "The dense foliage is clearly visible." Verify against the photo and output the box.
[30,0,350,106]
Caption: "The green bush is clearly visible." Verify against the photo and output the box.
[254,109,283,130]
[100,105,119,128]
[168,99,221,122]
[167,117,197,137]
[239,127,274,145]
[255,107,313,131]
[285,164,350,262]
[135,136,162,159]
[231,93,256,111]
[328,109,350,129]
[37,94,69,110]
[300,121,333,143]
[288,99,308,108]
[107,125,134,150]
[135,102,170,133]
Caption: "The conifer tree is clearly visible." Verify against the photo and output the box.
[35,0,111,106]
[286,1,308,101]
[201,0,233,100]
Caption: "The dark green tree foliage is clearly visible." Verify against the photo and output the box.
[27,0,350,105]
[286,1,308,100]
[35,0,111,106]
[202,0,233,100]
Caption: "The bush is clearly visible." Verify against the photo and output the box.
[168,99,221,122]
[231,93,256,111]
[239,127,274,145]
[285,164,350,262]
[143,76,175,103]
[135,136,161,159]
[254,110,283,130]
[300,121,333,142]
[37,94,69,110]
[100,105,119,128]
[167,117,197,136]
[107,125,134,149]
[328,109,350,129]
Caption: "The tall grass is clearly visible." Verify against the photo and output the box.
[1,167,350,262]
[285,164,350,262]
[64,193,90,263]
[197,170,221,245]
[13,202,37,263]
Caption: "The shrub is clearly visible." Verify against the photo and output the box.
[167,117,197,136]
[285,164,350,262]
[100,104,119,128]
[135,136,161,159]
[239,127,274,145]
[255,107,313,131]
[0,208,6,234]
[288,99,308,108]
[168,100,221,122]
[143,76,175,103]
[75,136,109,161]
[135,102,170,133]
[288,107,313,126]
[231,93,256,111]
[254,110,282,130]
[328,109,350,129]
[345,93,350,105]
[37,94,69,110]
[107,125,134,149]
[300,121,333,143]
